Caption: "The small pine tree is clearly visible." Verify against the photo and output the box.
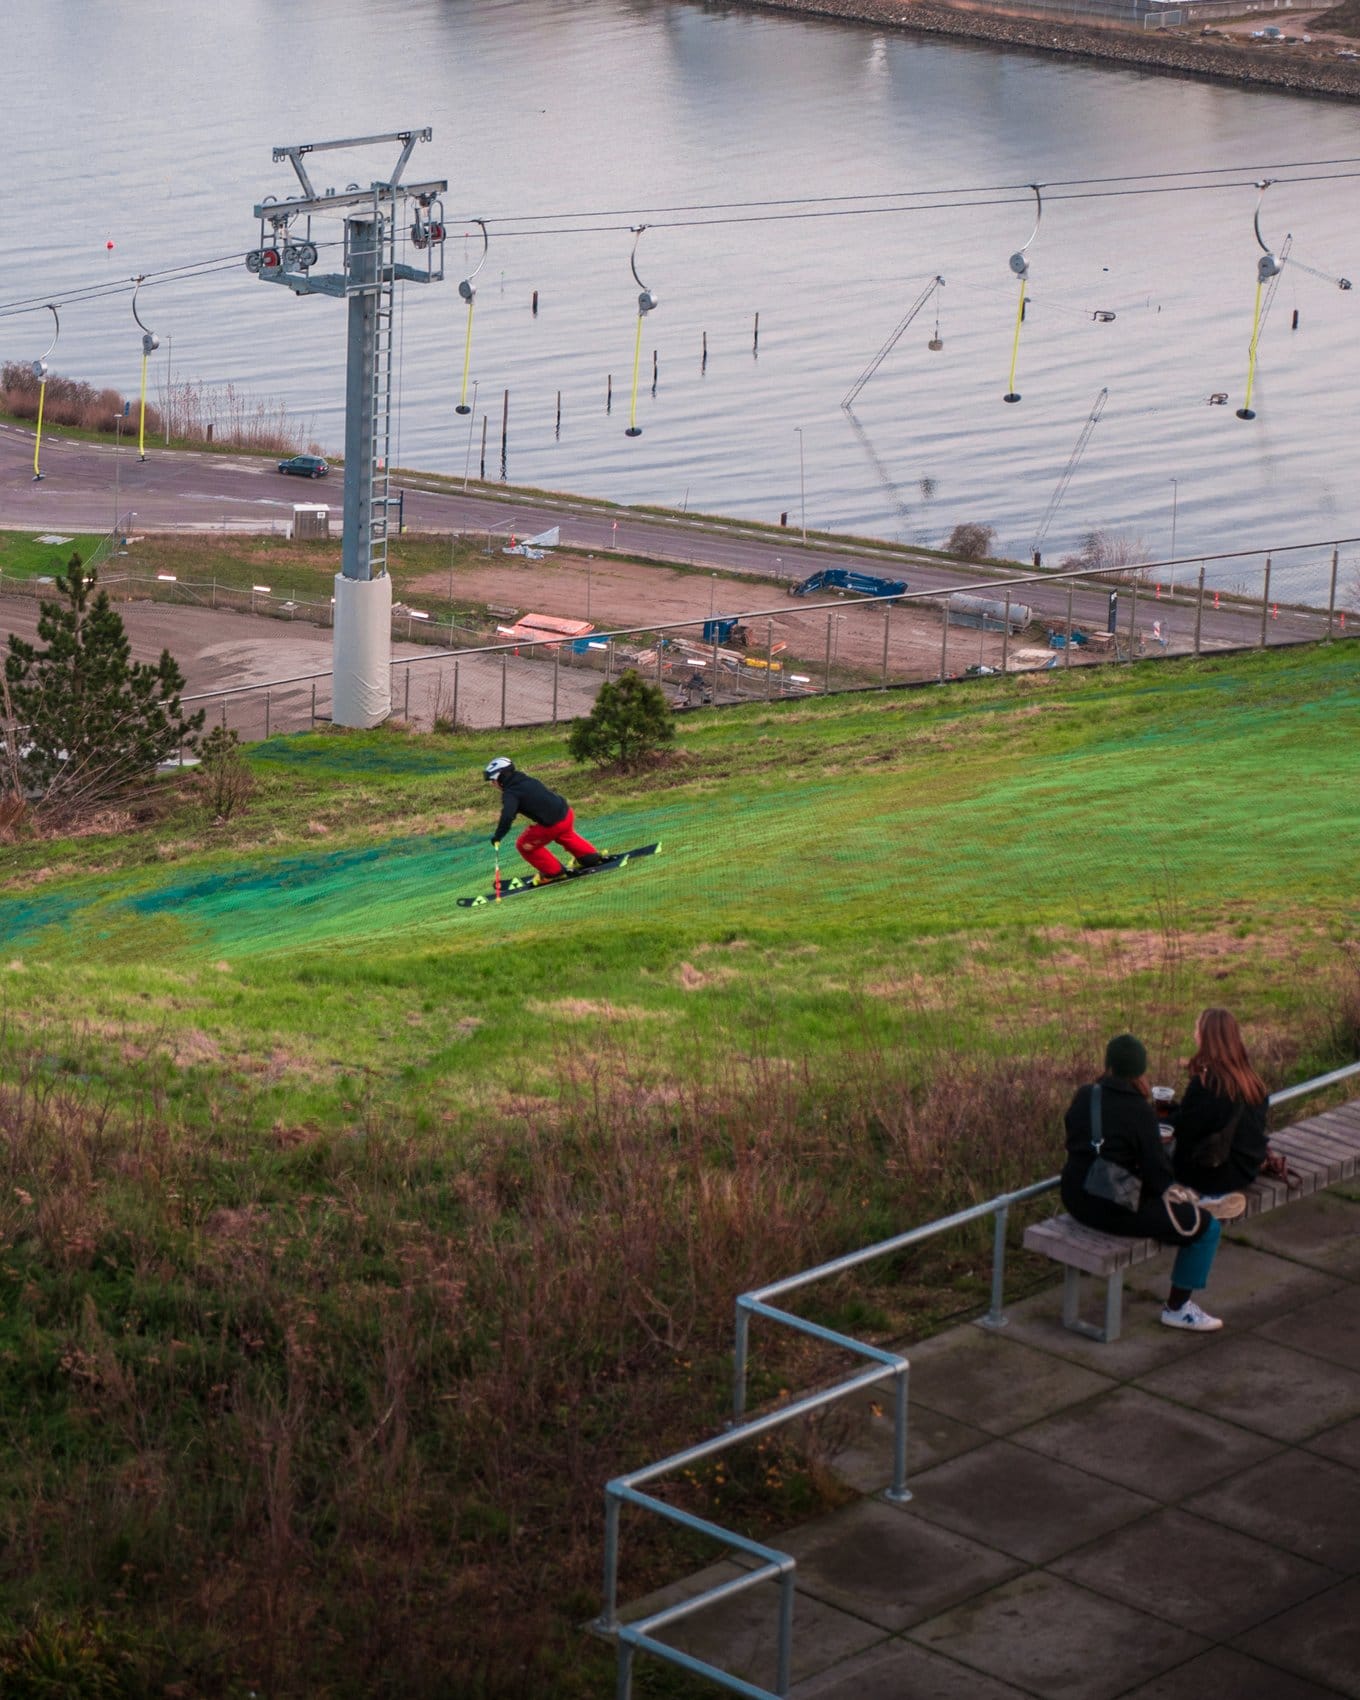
[4,552,204,810]
[567,669,674,771]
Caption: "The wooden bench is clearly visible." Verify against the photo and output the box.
[1023,1101,1360,1341]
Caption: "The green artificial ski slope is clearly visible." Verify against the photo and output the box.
[1,643,1357,1123]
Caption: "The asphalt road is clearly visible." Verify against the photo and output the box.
[0,420,1336,663]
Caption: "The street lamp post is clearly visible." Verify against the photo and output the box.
[795,427,806,544]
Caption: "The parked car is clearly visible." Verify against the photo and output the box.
[278,454,328,479]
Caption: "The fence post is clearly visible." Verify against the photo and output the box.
[1128,575,1140,658]
[605,638,613,683]
[732,1303,751,1424]
[265,691,271,741]
[881,599,891,687]
[501,653,508,728]
[983,1204,1010,1329]
[220,700,227,730]
[310,681,316,728]
[1194,565,1205,655]
[825,614,833,694]
[1064,585,1074,667]
[1260,556,1272,649]
[452,662,460,730]
[600,1492,622,1633]
[711,634,720,702]
[404,668,411,722]
[211,576,216,610]
[938,604,949,682]
[1001,594,1012,673]
[767,620,775,700]
[1327,547,1339,639]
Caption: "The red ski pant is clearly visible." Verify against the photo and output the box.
[516,808,598,877]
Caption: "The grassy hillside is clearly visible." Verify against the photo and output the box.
[1,642,1357,1697]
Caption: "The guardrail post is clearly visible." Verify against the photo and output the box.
[1327,547,1339,639]
[599,1490,622,1633]
[981,1203,1010,1330]
[616,1640,634,1700]
[1260,556,1272,649]
[552,651,559,724]
[886,1361,911,1505]
[1193,565,1205,655]
[1001,594,1011,673]
[776,1572,795,1696]
[501,654,508,728]
[732,1300,751,1425]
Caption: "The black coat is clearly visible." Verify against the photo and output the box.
[1061,1076,1208,1244]
[493,772,569,841]
[1171,1077,1268,1195]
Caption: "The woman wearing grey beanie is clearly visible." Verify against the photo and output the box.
[1061,1033,1246,1332]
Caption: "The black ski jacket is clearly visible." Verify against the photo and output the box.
[493,772,569,841]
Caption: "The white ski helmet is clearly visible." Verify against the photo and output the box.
[483,756,514,783]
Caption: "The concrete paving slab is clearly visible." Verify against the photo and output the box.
[1235,1575,1360,1698]
[908,1570,1207,1700]
[998,1285,1219,1381]
[1048,1506,1339,1639]
[903,1327,1116,1436]
[827,1388,990,1495]
[1305,1412,1360,1470]
[649,1582,887,1690]
[1227,1192,1360,1278]
[790,1633,1033,1699]
[1135,1335,1360,1443]
[1011,1385,1281,1501]
[1123,1237,1343,1332]
[778,1497,1023,1631]
[615,1557,753,1625]
[904,1438,1156,1565]
[1186,1450,1360,1570]
[1117,1644,1345,1700]
[1255,1282,1360,1374]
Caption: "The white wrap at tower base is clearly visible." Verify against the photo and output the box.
[331,573,392,728]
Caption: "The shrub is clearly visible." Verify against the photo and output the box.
[1059,529,1149,578]
[567,669,674,771]
[946,522,996,560]
[198,723,253,821]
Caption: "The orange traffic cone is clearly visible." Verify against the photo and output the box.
[1213,589,1220,610]
[1271,603,1279,619]
[1155,583,1162,599]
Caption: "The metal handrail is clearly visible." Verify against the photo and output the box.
[602,1060,1360,1699]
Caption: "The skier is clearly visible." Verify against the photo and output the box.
[484,757,605,883]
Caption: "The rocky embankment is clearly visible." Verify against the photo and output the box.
[739,0,1360,97]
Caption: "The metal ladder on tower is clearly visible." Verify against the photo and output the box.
[366,193,398,581]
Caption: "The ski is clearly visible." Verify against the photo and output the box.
[457,843,661,908]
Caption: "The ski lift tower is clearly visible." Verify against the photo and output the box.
[245,129,447,726]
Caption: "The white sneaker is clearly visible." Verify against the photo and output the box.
[1161,1299,1224,1332]
[1198,1192,1247,1221]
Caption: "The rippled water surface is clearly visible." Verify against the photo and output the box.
[3,0,1358,593]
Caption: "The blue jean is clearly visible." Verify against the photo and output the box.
[1170,1215,1221,1291]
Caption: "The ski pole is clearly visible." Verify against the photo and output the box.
[494,841,501,904]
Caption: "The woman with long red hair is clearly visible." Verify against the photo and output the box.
[1170,1007,1270,1198]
